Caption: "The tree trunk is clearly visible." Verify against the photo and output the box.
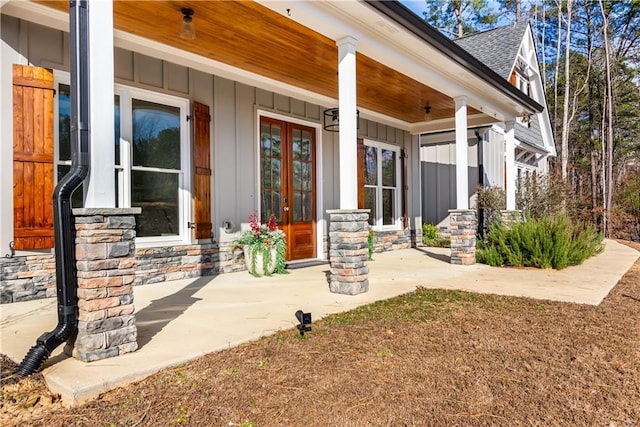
[553,2,562,152]
[560,0,572,180]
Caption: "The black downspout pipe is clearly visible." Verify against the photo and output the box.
[17,0,90,377]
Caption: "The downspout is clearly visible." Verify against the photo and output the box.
[17,0,90,377]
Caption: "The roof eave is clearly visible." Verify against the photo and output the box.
[364,1,544,114]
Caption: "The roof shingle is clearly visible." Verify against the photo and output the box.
[453,21,529,80]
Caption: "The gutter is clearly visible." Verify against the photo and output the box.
[17,0,89,377]
[364,1,544,114]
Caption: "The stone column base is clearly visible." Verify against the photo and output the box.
[449,209,477,265]
[68,208,140,362]
[327,209,370,295]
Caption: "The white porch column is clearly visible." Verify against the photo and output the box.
[84,0,115,208]
[454,96,469,209]
[337,36,358,210]
[505,120,516,210]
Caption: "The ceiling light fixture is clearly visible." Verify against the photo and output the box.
[180,8,195,40]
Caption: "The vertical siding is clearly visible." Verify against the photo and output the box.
[420,135,480,227]
[483,129,505,188]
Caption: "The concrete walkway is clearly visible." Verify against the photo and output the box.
[1,239,637,406]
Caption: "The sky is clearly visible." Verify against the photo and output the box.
[399,1,428,18]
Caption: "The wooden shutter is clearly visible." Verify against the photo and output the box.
[12,65,55,250]
[357,138,365,209]
[193,101,213,239]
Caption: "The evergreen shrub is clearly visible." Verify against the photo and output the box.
[422,224,450,247]
[476,213,604,270]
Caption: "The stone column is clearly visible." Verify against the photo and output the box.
[449,209,477,265]
[69,208,140,362]
[327,209,369,295]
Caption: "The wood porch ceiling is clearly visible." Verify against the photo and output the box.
[39,0,481,124]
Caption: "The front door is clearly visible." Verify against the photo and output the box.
[260,117,316,261]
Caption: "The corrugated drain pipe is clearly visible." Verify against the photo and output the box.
[17,0,90,377]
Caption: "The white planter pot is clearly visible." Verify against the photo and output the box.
[243,245,277,276]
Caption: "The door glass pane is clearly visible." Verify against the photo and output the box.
[261,123,271,156]
[260,120,282,223]
[271,158,281,190]
[293,160,302,190]
[292,129,301,160]
[293,192,302,222]
[365,187,377,226]
[364,146,377,185]
[382,149,396,187]
[302,162,311,190]
[382,188,396,225]
[58,84,71,161]
[302,191,312,221]
[301,131,311,161]
[132,170,179,237]
[271,126,281,158]
[132,99,180,169]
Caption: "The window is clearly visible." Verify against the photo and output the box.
[55,75,190,243]
[55,83,84,208]
[363,140,401,229]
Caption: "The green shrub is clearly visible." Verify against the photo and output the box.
[476,186,506,237]
[422,224,450,247]
[476,213,604,270]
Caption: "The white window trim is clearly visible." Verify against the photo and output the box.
[364,139,402,231]
[53,73,192,247]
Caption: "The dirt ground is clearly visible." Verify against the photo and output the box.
[2,242,639,426]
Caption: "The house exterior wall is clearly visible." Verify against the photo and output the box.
[482,127,506,188]
[1,17,416,302]
[419,136,479,229]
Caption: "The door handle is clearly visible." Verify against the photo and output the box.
[283,206,289,211]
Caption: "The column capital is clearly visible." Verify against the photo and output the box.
[336,36,358,49]
[454,95,468,106]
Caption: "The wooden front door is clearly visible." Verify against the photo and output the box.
[260,117,316,261]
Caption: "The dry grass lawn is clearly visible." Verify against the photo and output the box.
[2,242,639,426]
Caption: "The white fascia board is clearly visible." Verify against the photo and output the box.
[520,26,557,157]
[258,0,523,120]
[515,138,551,156]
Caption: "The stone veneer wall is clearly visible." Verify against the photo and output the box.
[0,253,56,303]
[0,229,412,303]
[499,210,524,225]
[369,229,411,253]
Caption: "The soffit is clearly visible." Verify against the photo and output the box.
[34,0,484,126]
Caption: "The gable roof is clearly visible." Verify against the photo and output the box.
[453,21,530,80]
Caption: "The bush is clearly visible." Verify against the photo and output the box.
[422,224,450,247]
[476,186,506,238]
[476,213,604,269]
[516,172,573,220]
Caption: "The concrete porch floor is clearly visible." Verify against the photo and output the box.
[1,239,638,406]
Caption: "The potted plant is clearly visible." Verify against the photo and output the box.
[232,211,288,276]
